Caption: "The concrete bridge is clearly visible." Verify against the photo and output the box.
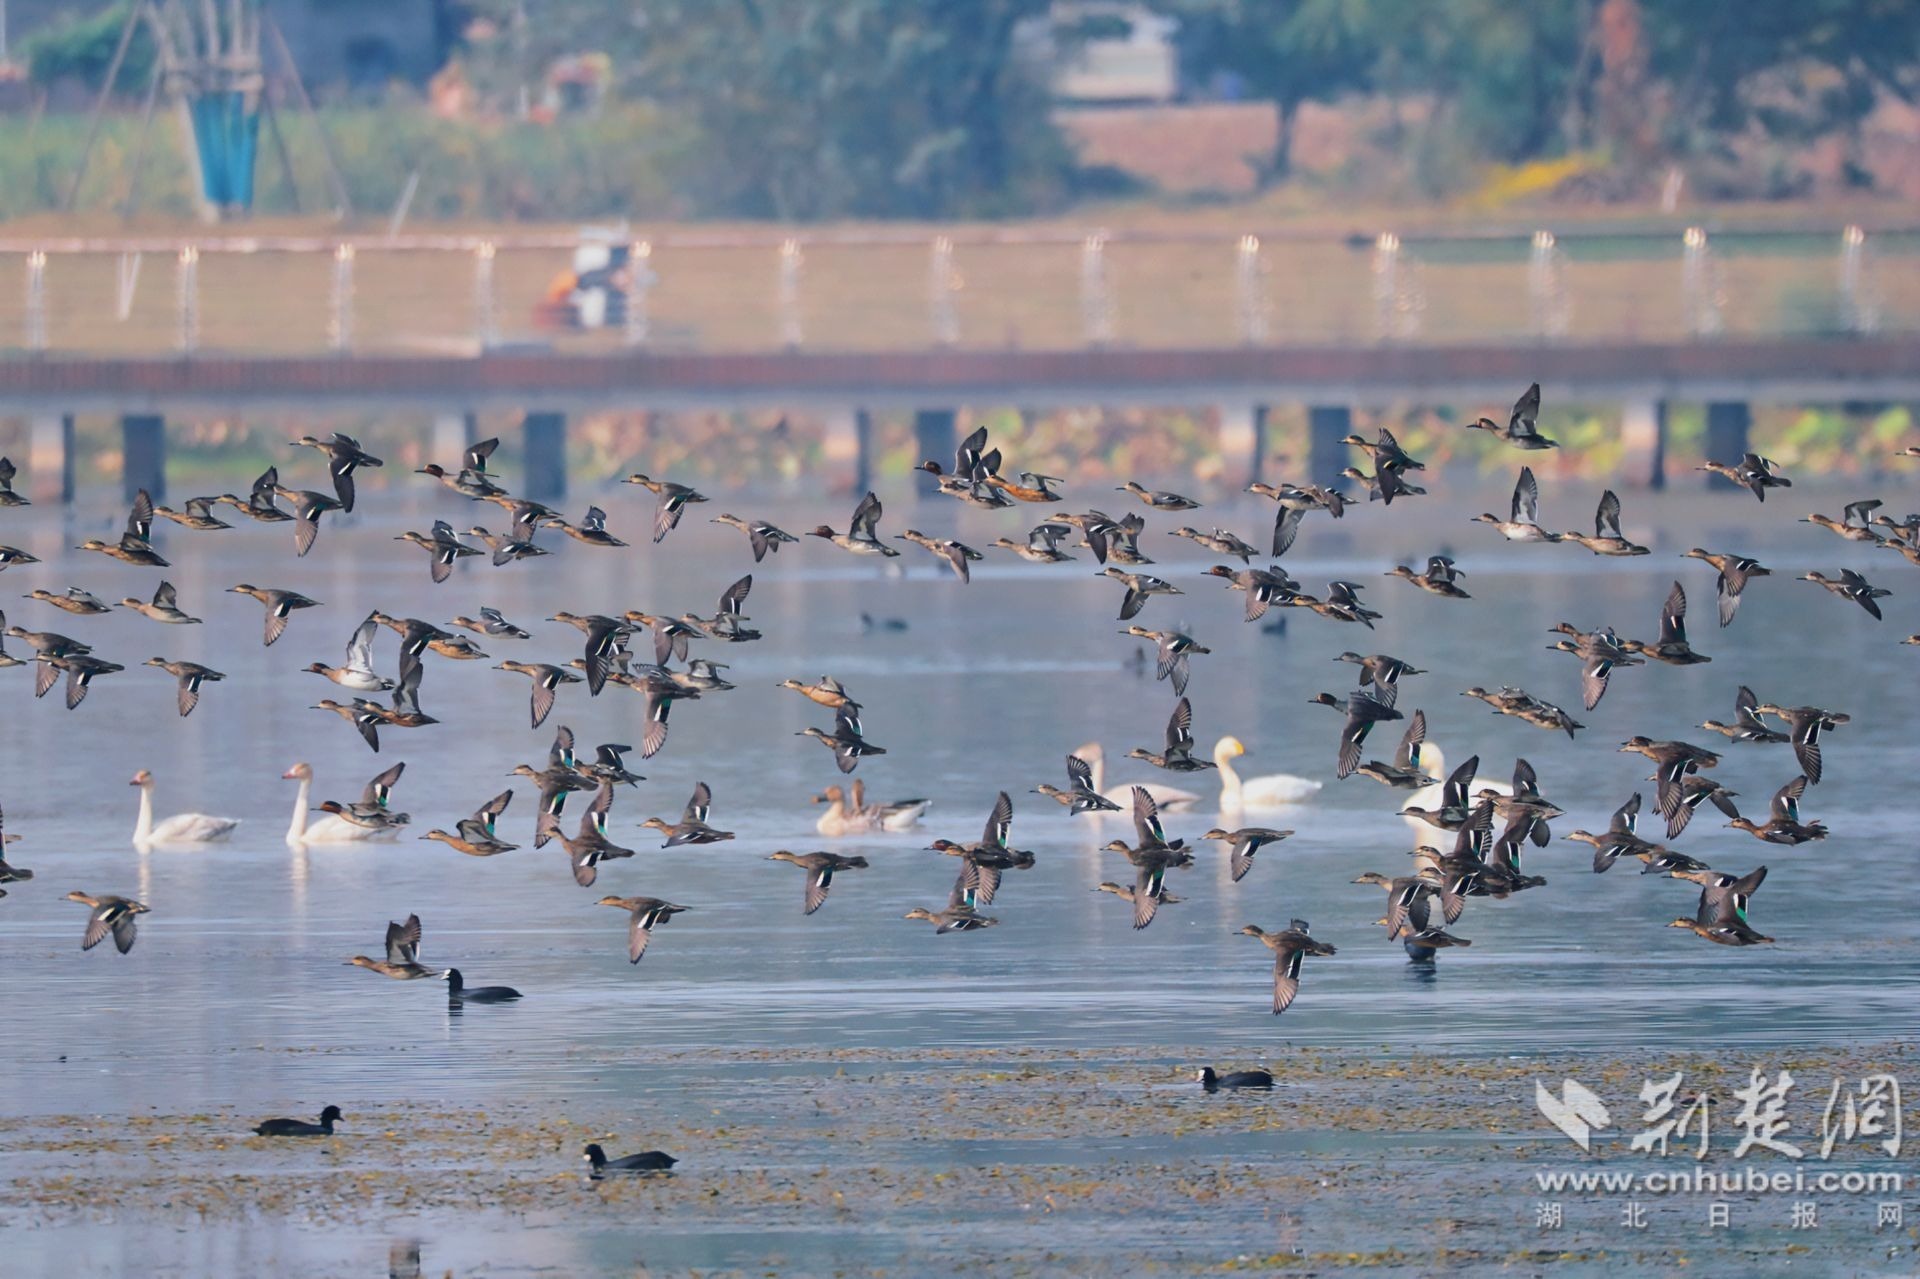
[7,335,1916,503]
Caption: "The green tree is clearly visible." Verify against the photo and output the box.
[459,0,1075,219]
[1640,0,1919,172]
[21,2,157,95]
[630,0,1071,219]
[1170,0,1379,181]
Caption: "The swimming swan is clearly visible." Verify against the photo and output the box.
[130,769,240,846]
[1073,741,1201,811]
[1213,736,1322,809]
[283,762,393,845]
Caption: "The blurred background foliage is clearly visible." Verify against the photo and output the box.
[10,0,1920,221]
[7,403,1913,497]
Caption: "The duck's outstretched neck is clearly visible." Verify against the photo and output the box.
[286,776,311,845]
[133,785,154,846]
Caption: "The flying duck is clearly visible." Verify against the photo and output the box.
[395,520,481,583]
[119,580,201,625]
[712,513,798,561]
[1465,382,1557,448]
[345,914,439,979]
[1700,685,1787,744]
[152,496,233,530]
[1750,702,1848,783]
[1308,688,1402,779]
[1681,548,1769,627]
[1558,490,1648,556]
[1202,825,1293,883]
[213,467,294,523]
[1127,697,1216,773]
[595,895,692,963]
[1168,526,1257,562]
[450,607,532,639]
[420,790,517,856]
[78,489,169,566]
[1117,480,1200,511]
[1799,569,1890,620]
[542,783,636,886]
[25,587,111,616]
[546,505,628,548]
[797,706,886,774]
[623,473,709,542]
[767,850,870,915]
[0,456,27,505]
[142,658,224,717]
[1472,467,1559,541]
[495,660,581,729]
[1120,625,1210,697]
[291,432,383,511]
[1354,709,1435,789]
[1697,452,1790,501]
[640,782,735,848]
[898,530,984,583]
[1386,555,1469,599]
[229,584,320,646]
[1546,624,1643,711]
[1100,567,1182,621]
[1802,500,1885,543]
[1237,920,1336,1015]
[1031,753,1122,815]
[66,891,149,953]
[808,491,900,555]
[1726,775,1826,844]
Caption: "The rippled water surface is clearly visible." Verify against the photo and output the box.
[0,473,1909,1130]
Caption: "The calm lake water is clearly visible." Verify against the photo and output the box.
[7,466,1912,1267]
[0,472,1912,1273]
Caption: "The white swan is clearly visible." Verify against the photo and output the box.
[1213,736,1323,809]
[282,762,391,845]
[1073,741,1200,811]
[130,770,240,846]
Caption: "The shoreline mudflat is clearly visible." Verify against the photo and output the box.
[5,1042,1909,1276]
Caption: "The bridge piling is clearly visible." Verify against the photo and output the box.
[29,412,73,504]
[1217,402,1267,488]
[1621,399,1668,490]
[819,406,871,497]
[1704,402,1751,483]
[432,410,476,467]
[913,408,956,497]
[1306,405,1350,489]
[122,413,165,503]
[853,408,873,496]
[522,411,566,502]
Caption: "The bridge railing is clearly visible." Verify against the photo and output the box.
[0,225,1912,358]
